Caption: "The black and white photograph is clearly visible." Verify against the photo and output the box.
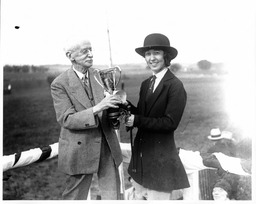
[1,0,255,202]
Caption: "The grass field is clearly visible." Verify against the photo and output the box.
[2,70,250,200]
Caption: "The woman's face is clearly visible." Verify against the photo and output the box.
[145,49,166,74]
[212,187,229,200]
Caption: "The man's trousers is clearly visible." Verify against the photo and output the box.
[62,135,120,200]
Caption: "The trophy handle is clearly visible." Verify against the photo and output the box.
[93,69,104,88]
[113,66,121,88]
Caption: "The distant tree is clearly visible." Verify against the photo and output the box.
[31,65,37,72]
[197,60,212,70]
[170,63,182,72]
[3,64,49,73]
[32,65,49,73]
[13,65,22,72]
[3,65,13,72]
[21,65,30,73]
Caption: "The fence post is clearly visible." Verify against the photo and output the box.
[183,171,200,200]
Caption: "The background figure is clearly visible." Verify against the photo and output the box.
[125,33,190,199]
[212,172,240,200]
[212,178,232,200]
[200,128,251,200]
[201,129,237,179]
[206,128,236,157]
[51,35,123,200]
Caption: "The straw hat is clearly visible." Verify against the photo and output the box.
[207,128,233,140]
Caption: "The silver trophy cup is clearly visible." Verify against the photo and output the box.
[93,66,121,95]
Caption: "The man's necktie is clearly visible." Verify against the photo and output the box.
[146,75,156,100]
[82,74,93,101]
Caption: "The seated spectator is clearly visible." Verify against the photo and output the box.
[207,128,236,157]
[212,179,232,200]
[212,171,252,201]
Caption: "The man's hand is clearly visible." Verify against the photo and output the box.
[93,94,122,114]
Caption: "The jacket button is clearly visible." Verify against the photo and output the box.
[78,141,81,145]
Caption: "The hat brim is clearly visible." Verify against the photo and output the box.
[135,46,178,60]
[207,131,233,141]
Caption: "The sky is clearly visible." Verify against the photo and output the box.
[1,1,256,188]
[1,0,255,67]
[1,0,256,139]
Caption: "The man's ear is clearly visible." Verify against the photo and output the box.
[66,51,73,60]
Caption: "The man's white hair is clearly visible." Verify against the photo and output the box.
[63,32,92,54]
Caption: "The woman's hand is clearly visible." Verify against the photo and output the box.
[125,114,135,127]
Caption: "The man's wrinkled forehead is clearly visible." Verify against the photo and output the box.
[79,40,91,49]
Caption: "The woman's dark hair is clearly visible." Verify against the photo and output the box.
[164,52,172,67]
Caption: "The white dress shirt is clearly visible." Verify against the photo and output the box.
[152,68,168,92]
[72,66,88,80]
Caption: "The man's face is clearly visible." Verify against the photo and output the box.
[71,40,93,69]
[212,187,229,200]
[145,49,165,74]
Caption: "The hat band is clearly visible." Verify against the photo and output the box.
[211,134,221,138]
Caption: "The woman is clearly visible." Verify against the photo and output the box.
[125,33,190,199]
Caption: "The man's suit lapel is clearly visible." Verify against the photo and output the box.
[68,68,93,108]
[88,68,104,106]
[145,70,174,116]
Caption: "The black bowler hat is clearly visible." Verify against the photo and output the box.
[135,33,178,60]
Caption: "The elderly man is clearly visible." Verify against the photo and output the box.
[51,35,123,200]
